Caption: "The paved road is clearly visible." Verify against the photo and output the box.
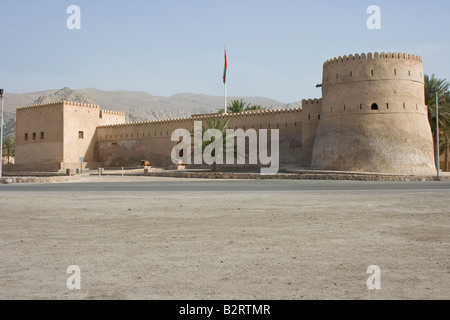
[1,178,450,192]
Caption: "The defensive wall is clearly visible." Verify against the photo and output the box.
[96,107,308,168]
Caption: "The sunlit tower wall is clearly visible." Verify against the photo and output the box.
[311,52,436,175]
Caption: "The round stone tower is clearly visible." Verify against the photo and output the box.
[311,52,436,175]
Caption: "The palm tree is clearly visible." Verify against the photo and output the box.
[442,120,450,172]
[192,117,231,172]
[425,74,450,171]
[2,136,15,165]
[219,99,267,113]
[244,104,265,111]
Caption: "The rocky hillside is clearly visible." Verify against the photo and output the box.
[1,87,301,138]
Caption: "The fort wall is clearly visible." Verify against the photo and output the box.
[15,102,64,170]
[96,108,303,168]
[300,99,321,167]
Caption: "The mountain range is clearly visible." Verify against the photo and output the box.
[1,87,302,138]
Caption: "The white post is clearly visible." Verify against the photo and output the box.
[224,82,227,114]
[436,92,440,178]
[0,90,4,178]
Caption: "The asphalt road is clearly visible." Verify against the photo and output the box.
[1,178,450,192]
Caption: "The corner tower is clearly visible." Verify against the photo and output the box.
[311,52,436,175]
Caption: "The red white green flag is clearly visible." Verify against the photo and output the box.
[223,48,227,84]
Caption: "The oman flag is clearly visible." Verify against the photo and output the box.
[223,48,227,84]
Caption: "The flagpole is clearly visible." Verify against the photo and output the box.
[224,81,227,114]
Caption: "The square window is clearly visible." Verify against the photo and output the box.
[78,131,84,139]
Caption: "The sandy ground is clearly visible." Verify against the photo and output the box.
[0,176,449,300]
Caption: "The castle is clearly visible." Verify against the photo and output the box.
[14,52,437,175]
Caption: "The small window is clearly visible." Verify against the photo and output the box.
[394,69,397,75]
[24,133,28,141]
[371,70,374,76]
[360,104,363,110]
[371,103,378,110]
[403,103,406,110]
[336,73,338,80]
[318,115,321,120]
[308,115,311,120]
[40,132,45,140]
[32,132,36,140]
[344,105,346,111]
[387,103,389,110]
[350,71,353,77]
[78,131,84,139]
[408,70,411,76]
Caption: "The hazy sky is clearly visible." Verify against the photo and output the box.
[0,0,449,102]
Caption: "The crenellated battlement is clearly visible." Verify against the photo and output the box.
[302,98,322,107]
[62,101,100,109]
[17,100,101,111]
[323,52,422,67]
[101,109,126,116]
[98,108,303,129]
[17,100,65,111]
[193,108,302,120]
[98,116,194,129]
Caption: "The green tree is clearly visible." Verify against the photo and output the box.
[192,118,231,172]
[425,74,450,171]
[2,136,15,165]
[219,99,267,113]
[244,104,265,111]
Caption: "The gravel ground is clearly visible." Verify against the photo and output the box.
[0,176,449,300]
